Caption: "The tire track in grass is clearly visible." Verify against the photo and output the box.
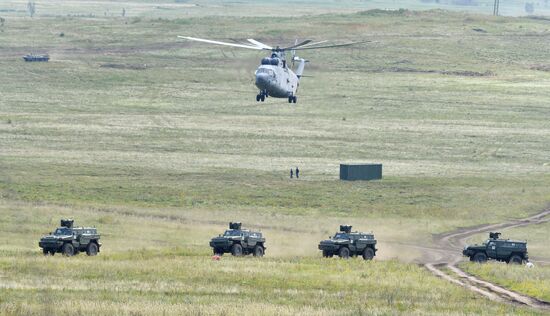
[422,209,550,310]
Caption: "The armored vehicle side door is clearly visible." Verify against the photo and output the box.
[354,234,369,252]
[70,230,80,248]
[77,229,91,246]
[486,241,497,258]
[496,241,514,258]
[248,232,261,247]
[241,231,250,248]
[348,234,359,252]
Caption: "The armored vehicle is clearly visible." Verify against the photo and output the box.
[463,232,528,264]
[23,54,49,62]
[38,219,101,257]
[318,225,377,260]
[210,222,266,257]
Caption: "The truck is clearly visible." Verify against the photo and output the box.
[462,232,528,264]
[209,222,266,257]
[38,219,101,257]
[318,225,377,260]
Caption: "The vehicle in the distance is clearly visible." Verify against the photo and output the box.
[210,222,266,257]
[38,219,101,256]
[23,54,49,62]
[318,225,377,260]
[462,232,528,264]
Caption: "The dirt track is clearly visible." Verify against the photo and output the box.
[419,209,550,310]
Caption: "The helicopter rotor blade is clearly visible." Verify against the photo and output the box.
[297,40,329,48]
[178,36,265,50]
[246,39,272,50]
[280,39,312,50]
[292,41,369,50]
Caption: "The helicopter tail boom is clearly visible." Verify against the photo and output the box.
[295,58,307,79]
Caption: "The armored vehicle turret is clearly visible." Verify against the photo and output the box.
[210,222,266,257]
[463,232,528,264]
[38,219,101,257]
[318,225,377,260]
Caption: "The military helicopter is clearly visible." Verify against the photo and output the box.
[178,36,363,103]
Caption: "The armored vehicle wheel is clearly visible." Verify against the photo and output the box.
[256,95,261,102]
[362,248,375,261]
[231,244,243,257]
[322,250,333,258]
[338,247,350,259]
[213,248,224,256]
[292,96,297,103]
[261,95,265,102]
[86,242,98,256]
[42,248,49,255]
[509,255,523,265]
[472,252,487,263]
[49,250,55,256]
[62,243,74,257]
[253,245,264,257]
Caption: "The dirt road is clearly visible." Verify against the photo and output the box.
[421,209,550,310]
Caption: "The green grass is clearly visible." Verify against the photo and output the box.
[461,262,550,303]
[1,254,543,315]
[1,4,550,315]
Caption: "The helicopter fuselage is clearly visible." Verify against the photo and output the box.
[179,36,362,103]
[255,64,299,98]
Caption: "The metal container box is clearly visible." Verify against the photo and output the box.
[340,164,382,181]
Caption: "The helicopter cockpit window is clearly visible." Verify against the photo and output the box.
[257,68,275,77]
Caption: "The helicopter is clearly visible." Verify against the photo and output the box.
[178,36,363,103]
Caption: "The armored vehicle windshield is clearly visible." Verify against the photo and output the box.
[54,227,72,235]
[334,232,348,239]
[223,230,242,237]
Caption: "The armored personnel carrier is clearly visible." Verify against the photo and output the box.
[463,232,528,264]
[210,222,266,257]
[38,219,101,257]
[23,54,49,62]
[318,225,377,260]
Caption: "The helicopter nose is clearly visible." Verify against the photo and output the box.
[255,73,270,89]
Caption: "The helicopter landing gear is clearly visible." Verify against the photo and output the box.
[256,90,268,102]
[288,95,297,104]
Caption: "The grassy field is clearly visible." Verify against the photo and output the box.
[1,2,550,315]
[461,262,550,303]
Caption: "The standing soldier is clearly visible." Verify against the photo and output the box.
[296,167,299,179]
[290,169,293,179]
